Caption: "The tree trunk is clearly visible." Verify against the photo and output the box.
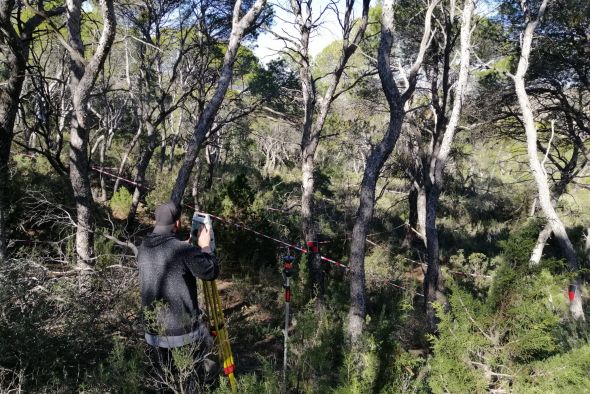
[69,114,94,267]
[424,183,443,328]
[65,0,116,272]
[114,124,142,193]
[585,228,590,263]
[423,0,474,329]
[347,0,438,346]
[0,55,25,262]
[1,2,68,260]
[0,0,31,262]
[530,222,552,265]
[403,183,426,248]
[348,119,404,345]
[292,0,371,304]
[191,158,201,211]
[302,151,324,301]
[404,187,418,247]
[170,0,267,205]
[530,187,566,265]
[205,141,220,190]
[512,0,584,320]
[168,111,183,172]
[158,133,167,172]
[99,136,108,201]
[349,0,401,345]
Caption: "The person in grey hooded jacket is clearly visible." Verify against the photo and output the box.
[138,201,219,350]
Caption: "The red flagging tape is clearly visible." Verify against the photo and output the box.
[28,156,584,297]
[224,364,235,375]
[91,166,144,188]
[82,165,350,269]
[186,206,349,269]
[285,288,292,302]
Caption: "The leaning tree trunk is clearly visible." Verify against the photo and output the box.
[530,186,567,265]
[348,116,404,345]
[512,0,584,320]
[530,223,553,264]
[170,0,267,205]
[529,145,584,265]
[65,0,116,272]
[423,0,474,330]
[170,0,266,204]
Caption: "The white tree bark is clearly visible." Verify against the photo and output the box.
[288,0,371,305]
[511,0,584,320]
[530,223,552,264]
[423,0,475,329]
[65,0,117,271]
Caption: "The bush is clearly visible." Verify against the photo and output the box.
[429,265,580,393]
[110,187,133,219]
[513,345,590,392]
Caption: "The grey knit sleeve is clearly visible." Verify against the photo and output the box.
[179,245,219,280]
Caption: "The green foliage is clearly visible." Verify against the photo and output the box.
[448,249,494,296]
[428,295,490,394]
[95,338,144,394]
[0,256,142,392]
[513,345,590,392]
[365,245,396,287]
[5,1,590,393]
[222,173,256,216]
[286,302,345,392]
[94,233,116,269]
[429,225,585,394]
[249,59,299,113]
[334,338,380,394]
[212,358,281,394]
[145,169,177,211]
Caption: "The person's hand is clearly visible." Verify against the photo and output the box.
[197,224,212,252]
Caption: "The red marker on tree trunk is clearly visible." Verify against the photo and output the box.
[306,241,319,253]
[568,284,576,302]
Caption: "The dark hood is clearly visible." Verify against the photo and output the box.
[142,233,177,248]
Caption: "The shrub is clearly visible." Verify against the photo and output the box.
[110,187,133,219]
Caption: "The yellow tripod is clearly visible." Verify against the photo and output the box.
[192,212,237,391]
[201,279,237,391]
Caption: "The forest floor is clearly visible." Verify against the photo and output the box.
[215,279,284,375]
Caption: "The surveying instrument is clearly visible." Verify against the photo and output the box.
[191,213,237,391]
